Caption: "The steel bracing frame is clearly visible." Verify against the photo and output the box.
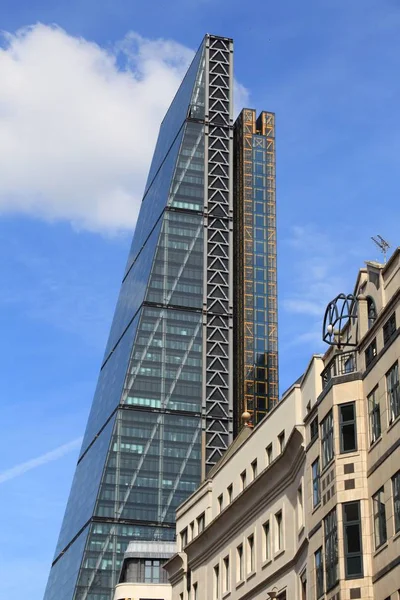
[202,35,234,473]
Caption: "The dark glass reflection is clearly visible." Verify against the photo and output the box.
[55,415,116,556]
[44,528,89,600]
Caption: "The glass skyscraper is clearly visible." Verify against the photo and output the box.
[44,34,235,600]
[233,109,278,431]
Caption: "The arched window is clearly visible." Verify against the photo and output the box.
[367,296,377,329]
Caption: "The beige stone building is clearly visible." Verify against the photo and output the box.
[164,249,400,600]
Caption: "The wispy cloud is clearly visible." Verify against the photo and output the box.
[281,223,354,349]
[0,25,249,233]
[0,437,82,484]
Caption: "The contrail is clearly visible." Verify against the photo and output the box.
[0,437,83,484]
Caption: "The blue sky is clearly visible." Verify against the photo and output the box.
[0,0,399,596]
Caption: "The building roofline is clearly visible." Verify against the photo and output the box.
[382,246,400,275]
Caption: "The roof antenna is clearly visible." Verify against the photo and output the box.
[371,235,391,263]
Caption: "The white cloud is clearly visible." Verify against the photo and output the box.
[0,437,82,484]
[0,25,249,233]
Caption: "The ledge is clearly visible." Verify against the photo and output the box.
[368,437,382,453]
[373,542,388,558]
[387,414,400,433]
[261,558,272,570]
[235,579,245,590]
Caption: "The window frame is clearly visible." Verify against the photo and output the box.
[321,410,334,468]
[236,544,243,582]
[227,484,233,504]
[368,386,381,444]
[324,508,338,591]
[339,402,357,454]
[266,443,273,465]
[275,510,283,552]
[383,312,396,345]
[223,555,230,593]
[263,520,271,562]
[315,547,324,599]
[180,527,188,550]
[365,337,377,368]
[310,416,319,442]
[247,534,255,573]
[197,512,205,534]
[251,458,258,480]
[213,563,220,600]
[373,487,387,549]
[297,484,304,530]
[392,471,400,534]
[386,361,400,423]
[342,501,364,579]
[278,430,285,453]
[312,457,321,508]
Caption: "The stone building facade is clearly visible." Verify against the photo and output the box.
[164,248,400,600]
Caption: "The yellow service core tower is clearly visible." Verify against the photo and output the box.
[233,109,278,433]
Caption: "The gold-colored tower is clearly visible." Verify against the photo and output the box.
[233,109,278,433]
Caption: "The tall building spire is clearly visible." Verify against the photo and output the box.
[44,34,234,600]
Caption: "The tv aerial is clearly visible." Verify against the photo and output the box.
[371,235,391,263]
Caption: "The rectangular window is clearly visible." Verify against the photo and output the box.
[324,508,338,590]
[278,431,285,453]
[240,470,247,490]
[368,387,381,444]
[339,402,357,453]
[190,521,194,540]
[392,471,400,534]
[218,494,223,513]
[343,501,363,578]
[297,484,304,529]
[214,564,220,599]
[300,570,307,600]
[365,338,377,367]
[227,484,233,504]
[310,416,318,442]
[180,528,188,550]
[321,411,334,467]
[197,513,205,534]
[223,556,230,592]
[312,458,321,508]
[247,534,255,573]
[263,521,270,561]
[266,443,273,465]
[387,362,400,423]
[373,487,387,549]
[251,459,258,480]
[383,312,396,345]
[275,510,283,552]
[315,548,324,599]
[237,544,243,581]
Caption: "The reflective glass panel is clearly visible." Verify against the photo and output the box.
[144,42,204,193]
[55,415,116,557]
[80,316,139,454]
[105,219,162,359]
[124,127,184,275]
[44,527,89,600]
